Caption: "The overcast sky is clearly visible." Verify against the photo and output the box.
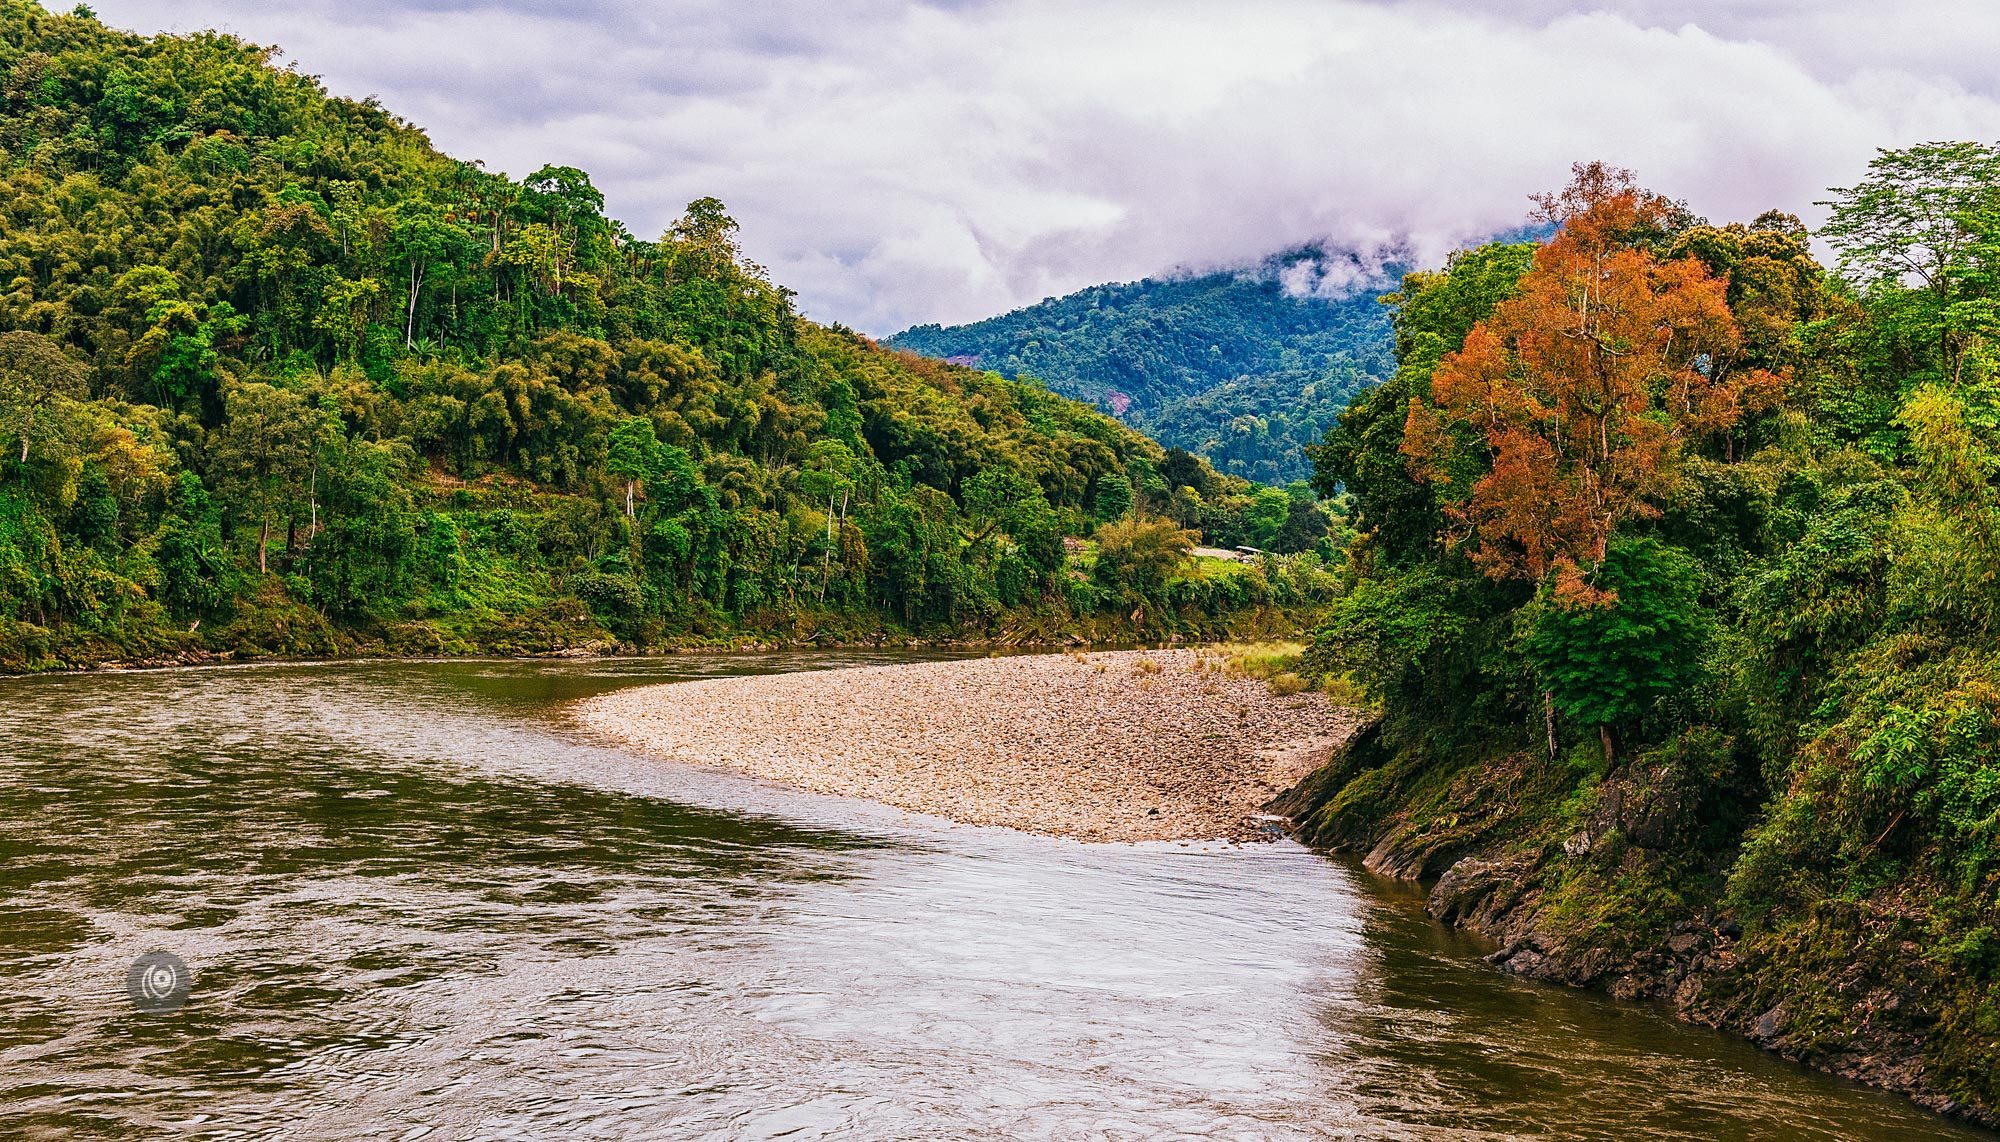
[82,0,2000,334]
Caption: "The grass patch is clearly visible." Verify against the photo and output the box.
[1197,640,1376,708]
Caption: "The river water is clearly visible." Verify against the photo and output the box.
[0,655,1989,1140]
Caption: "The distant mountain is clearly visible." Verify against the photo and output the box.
[887,246,1400,484]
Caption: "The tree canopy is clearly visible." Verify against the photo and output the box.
[1301,146,2000,1113]
[0,1,1334,667]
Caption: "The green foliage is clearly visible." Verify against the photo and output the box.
[1239,484,1291,549]
[1091,517,1194,602]
[887,247,1397,483]
[1821,141,2000,405]
[1307,240,1536,567]
[1306,562,1472,704]
[0,330,88,463]
[1520,538,1708,733]
[150,471,229,618]
[1295,148,2000,1113]
[1821,142,2000,297]
[1378,241,1539,370]
[303,438,415,617]
[0,3,1335,668]
[1092,472,1133,522]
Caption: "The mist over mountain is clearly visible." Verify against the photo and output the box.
[887,245,1402,485]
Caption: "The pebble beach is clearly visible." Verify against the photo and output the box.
[573,649,1368,842]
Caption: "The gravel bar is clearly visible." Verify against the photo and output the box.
[573,649,1368,843]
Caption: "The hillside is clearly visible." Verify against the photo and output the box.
[1287,157,2000,1122]
[888,249,1396,484]
[0,2,1335,671]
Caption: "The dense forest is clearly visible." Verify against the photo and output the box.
[0,3,1345,671]
[888,248,1395,484]
[1289,153,2000,1120]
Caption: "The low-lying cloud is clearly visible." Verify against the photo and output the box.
[82,0,2000,334]
[1264,242,1413,303]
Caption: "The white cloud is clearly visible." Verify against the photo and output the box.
[80,0,2000,333]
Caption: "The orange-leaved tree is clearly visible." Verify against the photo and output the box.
[1403,163,1785,604]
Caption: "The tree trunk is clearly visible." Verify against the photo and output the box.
[1599,724,1615,767]
[258,517,270,575]
[820,494,835,601]
[1544,690,1558,763]
[405,260,425,348]
[625,479,635,519]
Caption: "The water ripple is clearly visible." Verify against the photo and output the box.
[0,656,1986,1140]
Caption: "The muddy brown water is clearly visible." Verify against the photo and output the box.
[0,654,1989,1140]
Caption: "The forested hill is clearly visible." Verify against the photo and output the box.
[887,250,1397,484]
[1290,155,2000,1119]
[0,2,1336,671]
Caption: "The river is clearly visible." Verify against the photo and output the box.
[0,655,1988,1140]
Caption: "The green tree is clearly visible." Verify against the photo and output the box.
[1303,561,1477,711]
[151,472,231,619]
[1823,142,2000,301]
[138,300,245,413]
[389,202,466,349]
[1520,537,1708,761]
[210,382,326,574]
[607,416,662,519]
[1822,141,2000,380]
[1241,484,1291,548]
[1378,241,1539,369]
[1272,483,1333,554]
[670,196,743,272]
[798,438,862,600]
[305,438,416,617]
[1092,517,1193,601]
[1093,473,1134,522]
[0,331,88,466]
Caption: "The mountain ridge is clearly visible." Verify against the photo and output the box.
[887,244,1401,484]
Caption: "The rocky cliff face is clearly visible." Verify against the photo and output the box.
[1271,726,1998,1127]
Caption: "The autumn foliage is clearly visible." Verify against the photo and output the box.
[1403,164,1785,602]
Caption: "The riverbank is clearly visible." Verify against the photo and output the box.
[1273,725,2000,1129]
[574,649,1368,843]
[0,594,1324,675]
